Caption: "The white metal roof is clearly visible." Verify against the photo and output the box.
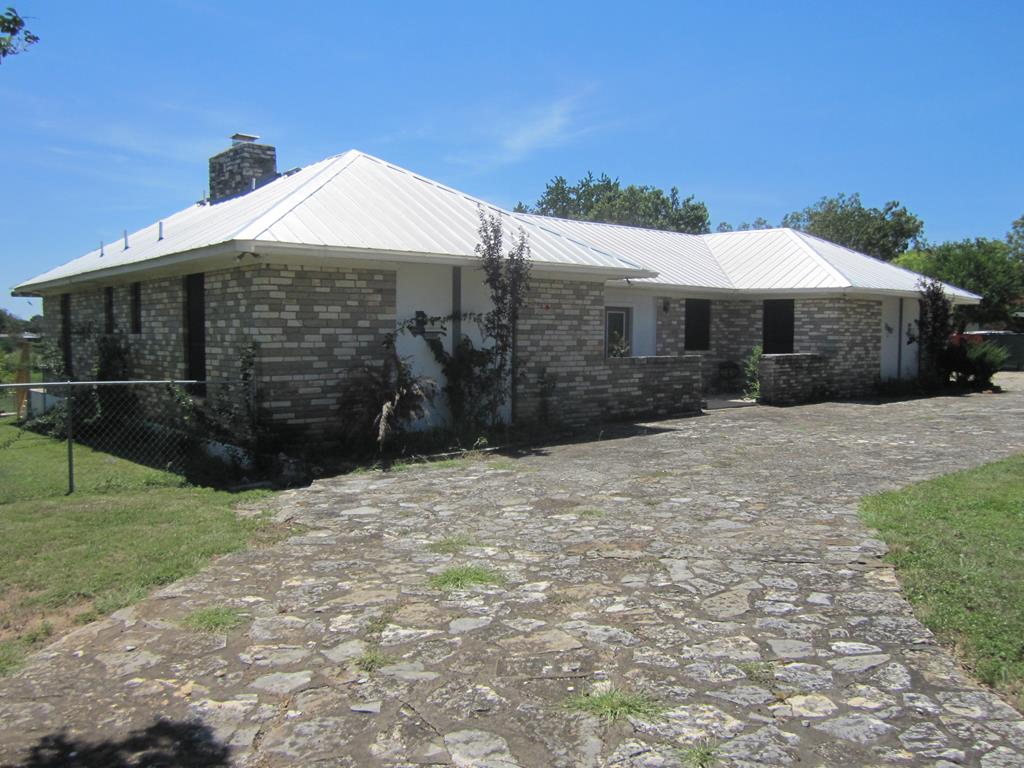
[16,150,979,304]
[521,217,978,303]
[15,151,653,293]
[515,214,733,290]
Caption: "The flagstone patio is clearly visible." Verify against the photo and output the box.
[2,375,1023,767]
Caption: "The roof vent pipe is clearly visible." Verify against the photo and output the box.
[158,221,164,241]
[100,241,104,257]
[123,230,129,250]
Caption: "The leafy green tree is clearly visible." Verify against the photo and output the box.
[716,217,772,233]
[913,278,953,386]
[0,308,27,334]
[516,172,710,234]
[895,238,1024,327]
[0,7,38,63]
[781,192,923,262]
[1008,214,1024,263]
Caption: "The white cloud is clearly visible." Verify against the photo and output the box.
[444,89,605,171]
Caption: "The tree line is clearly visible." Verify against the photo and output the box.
[516,176,1024,328]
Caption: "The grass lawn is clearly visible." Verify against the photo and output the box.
[0,419,285,676]
[861,454,1024,709]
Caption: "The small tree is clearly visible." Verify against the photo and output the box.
[392,210,531,438]
[474,209,531,426]
[913,278,953,386]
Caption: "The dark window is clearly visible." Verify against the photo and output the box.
[104,287,115,334]
[184,273,206,392]
[605,306,632,357]
[130,282,142,334]
[684,299,711,351]
[763,299,795,353]
[60,293,73,377]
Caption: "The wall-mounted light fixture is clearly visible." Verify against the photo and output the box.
[662,298,671,313]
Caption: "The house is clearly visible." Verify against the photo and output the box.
[13,136,979,442]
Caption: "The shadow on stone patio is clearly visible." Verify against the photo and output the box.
[13,719,230,768]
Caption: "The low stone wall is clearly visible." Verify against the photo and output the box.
[519,353,703,427]
[517,278,703,427]
[602,355,704,420]
[759,353,831,405]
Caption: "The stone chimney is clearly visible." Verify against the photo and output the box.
[208,133,278,203]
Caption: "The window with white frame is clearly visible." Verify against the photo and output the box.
[605,306,632,357]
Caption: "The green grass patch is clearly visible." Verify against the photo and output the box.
[0,419,284,676]
[679,740,719,768]
[427,534,475,555]
[355,646,393,673]
[574,507,605,519]
[428,565,504,591]
[861,454,1024,708]
[0,621,53,676]
[565,685,664,723]
[183,606,245,633]
[736,661,775,687]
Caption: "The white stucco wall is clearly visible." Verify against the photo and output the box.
[880,296,920,380]
[395,261,509,427]
[604,287,656,357]
[395,262,452,426]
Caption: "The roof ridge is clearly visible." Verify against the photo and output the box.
[353,154,652,274]
[233,151,362,241]
[523,211,711,239]
[515,212,730,279]
[785,228,852,288]
[702,227,790,239]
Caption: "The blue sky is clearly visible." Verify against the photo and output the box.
[2,1,1022,317]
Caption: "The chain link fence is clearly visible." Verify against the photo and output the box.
[0,380,256,492]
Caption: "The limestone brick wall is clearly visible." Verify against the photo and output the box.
[795,298,881,397]
[655,297,761,392]
[655,297,685,355]
[759,353,831,405]
[39,262,396,444]
[250,263,395,440]
[517,279,702,428]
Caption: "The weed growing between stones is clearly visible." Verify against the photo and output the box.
[355,647,394,673]
[428,566,504,591]
[575,508,605,518]
[364,606,396,638]
[679,740,719,767]
[564,685,664,723]
[182,606,245,633]
[736,661,775,686]
[427,534,475,555]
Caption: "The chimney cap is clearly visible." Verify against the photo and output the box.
[231,132,260,144]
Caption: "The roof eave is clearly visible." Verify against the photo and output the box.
[13,239,656,296]
[13,241,245,296]
[605,280,983,304]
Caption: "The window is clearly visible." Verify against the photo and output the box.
[60,293,73,377]
[184,273,206,392]
[763,299,795,353]
[684,299,711,351]
[130,282,142,335]
[104,287,115,334]
[605,306,632,357]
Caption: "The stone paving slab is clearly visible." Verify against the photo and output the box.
[2,375,1024,767]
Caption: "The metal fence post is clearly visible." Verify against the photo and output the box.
[66,381,75,495]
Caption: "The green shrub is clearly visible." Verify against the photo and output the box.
[743,345,763,399]
[967,341,1009,388]
[340,349,435,453]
